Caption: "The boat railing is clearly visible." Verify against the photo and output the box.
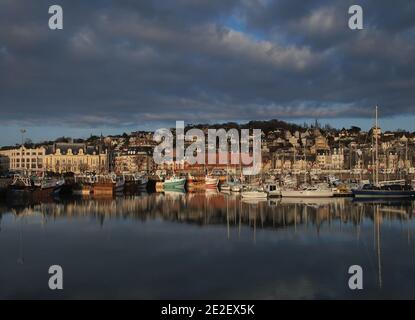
[11,174,32,187]
[378,180,406,187]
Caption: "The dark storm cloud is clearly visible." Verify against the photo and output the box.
[0,0,414,128]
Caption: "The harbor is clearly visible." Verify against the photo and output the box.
[0,107,414,300]
[1,192,415,299]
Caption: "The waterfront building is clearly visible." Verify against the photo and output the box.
[0,146,46,173]
[44,143,108,174]
[114,147,153,174]
[0,154,10,173]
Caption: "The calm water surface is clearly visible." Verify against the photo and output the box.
[0,191,414,299]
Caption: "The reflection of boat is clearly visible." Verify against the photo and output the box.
[279,197,342,206]
[242,198,268,205]
[164,176,186,189]
[352,197,414,205]
[205,189,219,197]
[281,184,333,198]
[163,189,186,199]
[267,199,280,207]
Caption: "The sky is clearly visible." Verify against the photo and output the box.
[1,0,415,145]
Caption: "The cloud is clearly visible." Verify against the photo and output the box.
[0,0,414,130]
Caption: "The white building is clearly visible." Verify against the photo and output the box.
[0,146,46,173]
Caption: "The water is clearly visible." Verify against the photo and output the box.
[0,192,414,299]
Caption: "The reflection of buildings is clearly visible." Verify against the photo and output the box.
[4,195,414,235]
[2,195,413,291]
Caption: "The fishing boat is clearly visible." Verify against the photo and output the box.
[33,176,65,195]
[205,175,219,189]
[72,182,92,196]
[163,175,186,189]
[114,175,125,193]
[351,106,415,199]
[92,174,125,196]
[136,174,148,190]
[7,174,64,197]
[73,174,93,195]
[186,174,204,191]
[124,173,148,192]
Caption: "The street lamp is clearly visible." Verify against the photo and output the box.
[19,129,26,173]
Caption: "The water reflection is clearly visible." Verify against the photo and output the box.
[0,193,414,299]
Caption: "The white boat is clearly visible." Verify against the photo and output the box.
[263,182,281,197]
[231,184,241,192]
[221,184,231,191]
[241,186,268,199]
[281,184,333,198]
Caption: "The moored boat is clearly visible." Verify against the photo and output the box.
[163,175,186,189]
[205,176,219,189]
[241,186,268,199]
[263,182,281,197]
[352,181,415,198]
[281,184,333,198]
[231,184,241,192]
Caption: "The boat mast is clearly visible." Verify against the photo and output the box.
[375,106,379,186]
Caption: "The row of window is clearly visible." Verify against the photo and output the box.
[12,164,43,169]
[11,152,43,156]
[45,159,106,165]
[11,158,41,163]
